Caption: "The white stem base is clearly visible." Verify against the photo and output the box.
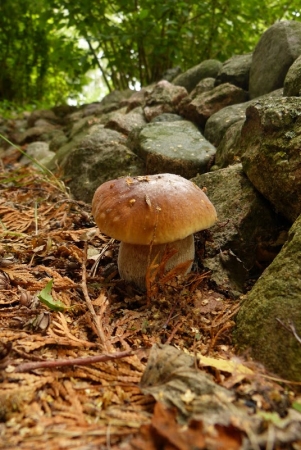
[118,235,194,290]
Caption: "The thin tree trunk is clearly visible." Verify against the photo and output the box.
[86,38,112,92]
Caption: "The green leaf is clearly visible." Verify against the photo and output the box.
[38,280,67,312]
[138,9,149,20]
[257,411,282,425]
[292,402,301,413]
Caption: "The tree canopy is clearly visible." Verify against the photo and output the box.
[0,0,300,106]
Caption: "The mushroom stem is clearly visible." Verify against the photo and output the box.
[117,234,195,290]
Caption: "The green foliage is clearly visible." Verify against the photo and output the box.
[0,0,91,105]
[50,0,301,91]
[0,0,300,103]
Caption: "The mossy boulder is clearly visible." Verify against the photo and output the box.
[235,214,301,381]
[241,97,301,222]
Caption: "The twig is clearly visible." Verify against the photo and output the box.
[207,321,234,353]
[276,318,301,345]
[162,305,177,329]
[165,320,183,344]
[34,201,38,235]
[90,237,115,277]
[82,241,109,350]
[11,349,133,373]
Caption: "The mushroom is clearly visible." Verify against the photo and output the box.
[92,173,217,289]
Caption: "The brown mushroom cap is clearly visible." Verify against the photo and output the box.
[92,173,217,245]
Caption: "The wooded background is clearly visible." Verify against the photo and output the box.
[1,0,300,107]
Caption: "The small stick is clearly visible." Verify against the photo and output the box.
[90,237,115,277]
[276,318,301,345]
[165,320,182,345]
[82,241,109,350]
[12,349,133,373]
[162,305,178,329]
[207,322,234,353]
[34,201,38,235]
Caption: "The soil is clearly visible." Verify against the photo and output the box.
[0,158,300,449]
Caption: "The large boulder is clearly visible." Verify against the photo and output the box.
[215,53,252,90]
[173,59,222,92]
[283,54,301,96]
[204,88,283,149]
[104,107,147,135]
[27,108,65,127]
[235,213,301,381]
[120,86,155,112]
[20,141,55,167]
[63,127,145,203]
[204,101,252,148]
[249,20,301,99]
[11,123,62,145]
[143,80,188,121]
[128,120,216,179]
[214,119,245,168]
[240,97,301,222]
[192,164,287,297]
[179,83,248,128]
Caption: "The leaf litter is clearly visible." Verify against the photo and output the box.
[0,161,300,449]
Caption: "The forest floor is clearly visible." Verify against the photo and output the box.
[0,153,301,449]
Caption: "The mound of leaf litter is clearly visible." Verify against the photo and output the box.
[0,160,300,450]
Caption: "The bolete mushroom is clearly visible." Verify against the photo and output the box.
[92,173,217,289]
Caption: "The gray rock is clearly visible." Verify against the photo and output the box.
[104,106,147,135]
[13,124,62,145]
[179,83,248,128]
[283,55,301,96]
[214,119,245,168]
[46,117,107,170]
[240,97,301,222]
[81,92,133,117]
[235,213,301,381]
[27,109,63,127]
[63,127,145,203]
[47,111,122,170]
[161,66,182,82]
[249,20,301,99]
[176,78,216,119]
[48,130,68,153]
[215,53,253,90]
[98,88,133,109]
[143,80,188,121]
[192,164,287,297]
[51,104,78,119]
[47,130,91,170]
[204,101,252,147]
[128,120,216,179]
[20,141,55,167]
[151,113,185,123]
[204,89,283,148]
[173,59,222,92]
[120,86,155,112]
[65,108,85,125]
[80,103,106,117]
[189,78,216,98]
[68,115,102,140]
